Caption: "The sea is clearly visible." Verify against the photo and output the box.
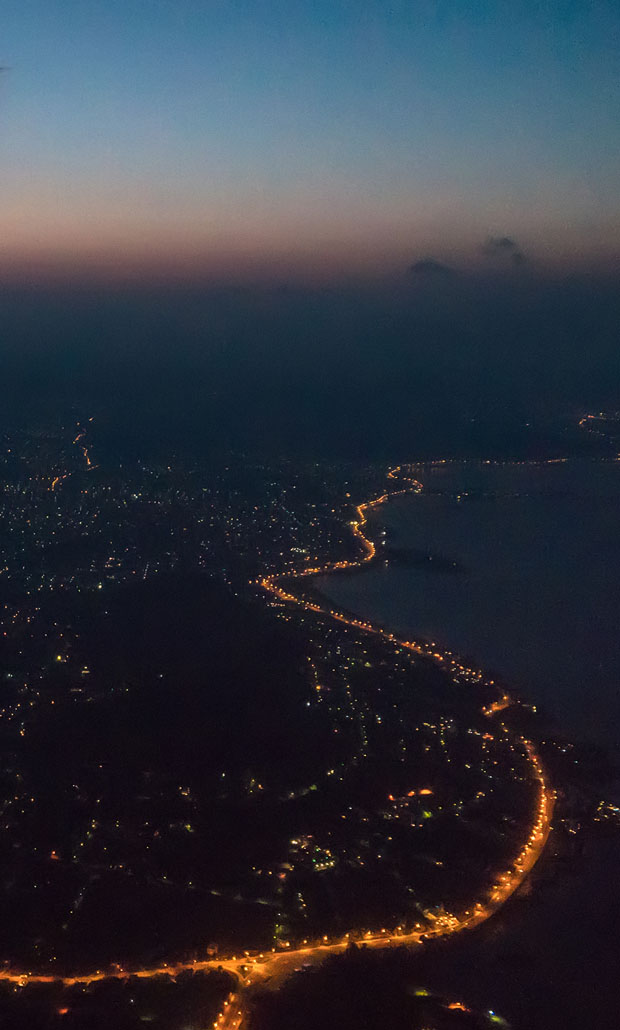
[316,456,620,1028]
[317,458,620,748]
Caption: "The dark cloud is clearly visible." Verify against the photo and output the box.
[482,236,527,265]
[408,258,457,278]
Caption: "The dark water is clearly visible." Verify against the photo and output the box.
[317,458,620,1028]
[317,459,620,747]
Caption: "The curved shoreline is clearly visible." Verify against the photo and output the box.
[0,464,554,1001]
[260,464,554,922]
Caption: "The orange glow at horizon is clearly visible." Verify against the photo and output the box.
[0,177,618,285]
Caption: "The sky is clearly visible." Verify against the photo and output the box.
[1,0,619,283]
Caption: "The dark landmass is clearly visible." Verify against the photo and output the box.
[247,946,509,1030]
[0,423,542,979]
[0,969,235,1030]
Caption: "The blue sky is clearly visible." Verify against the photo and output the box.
[1,0,619,280]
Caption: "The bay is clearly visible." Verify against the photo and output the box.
[317,459,620,747]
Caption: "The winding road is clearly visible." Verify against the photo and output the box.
[4,463,554,1030]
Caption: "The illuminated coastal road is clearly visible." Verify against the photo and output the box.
[49,421,96,491]
[4,462,554,1030]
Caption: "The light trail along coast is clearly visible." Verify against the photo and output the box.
[3,463,554,1030]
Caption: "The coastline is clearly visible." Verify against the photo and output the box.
[0,464,555,1029]
[259,464,554,939]
[315,456,620,747]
